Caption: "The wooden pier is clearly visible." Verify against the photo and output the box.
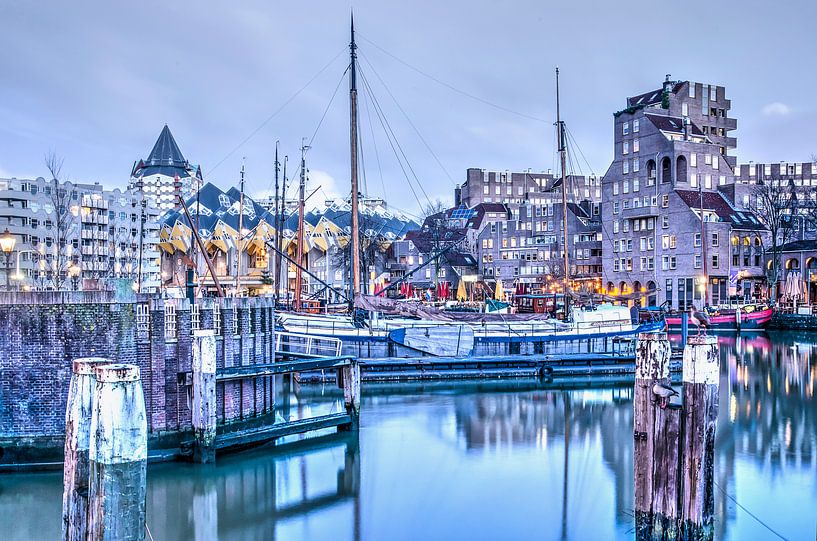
[634,332,719,541]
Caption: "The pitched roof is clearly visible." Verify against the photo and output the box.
[626,82,685,107]
[645,114,705,136]
[133,125,201,179]
[675,189,765,230]
[778,239,817,253]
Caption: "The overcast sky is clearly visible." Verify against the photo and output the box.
[2,0,815,217]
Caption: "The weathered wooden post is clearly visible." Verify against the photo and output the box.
[192,330,217,463]
[62,357,111,541]
[87,364,148,541]
[680,335,719,540]
[633,332,676,538]
[338,358,361,430]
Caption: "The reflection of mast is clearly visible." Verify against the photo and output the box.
[561,392,570,541]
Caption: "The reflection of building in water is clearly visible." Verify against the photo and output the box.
[146,434,361,540]
[452,384,636,527]
[721,334,816,474]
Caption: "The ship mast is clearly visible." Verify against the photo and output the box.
[556,68,570,299]
[294,142,308,311]
[236,160,246,296]
[349,14,362,300]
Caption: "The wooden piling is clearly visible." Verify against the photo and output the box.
[87,364,148,541]
[339,360,361,430]
[192,330,217,463]
[62,357,112,541]
[680,335,719,538]
[633,332,671,537]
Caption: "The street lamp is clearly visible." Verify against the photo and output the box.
[68,264,81,291]
[0,228,16,291]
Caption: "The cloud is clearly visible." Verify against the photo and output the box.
[308,169,344,202]
[762,102,792,116]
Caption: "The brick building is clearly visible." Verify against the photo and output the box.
[601,77,765,309]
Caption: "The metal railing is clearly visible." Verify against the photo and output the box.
[276,331,343,357]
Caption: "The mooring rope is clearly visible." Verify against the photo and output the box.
[713,480,788,540]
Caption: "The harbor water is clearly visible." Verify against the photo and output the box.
[0,332,814,540]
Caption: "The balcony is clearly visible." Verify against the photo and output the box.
[621,204,660,220]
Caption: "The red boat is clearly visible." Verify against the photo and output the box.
[665,305,774,332]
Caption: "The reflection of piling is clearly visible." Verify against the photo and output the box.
[633,333,719,541]
[680,335,718,538]
[192,331,217,463]
[87,364,148,541]
[62,358,111,541]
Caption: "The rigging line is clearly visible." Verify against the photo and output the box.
[264,64,350,199]
[358,33,548,124]
[359,51,456,186]
[358,112,368,197]
[713,480,789,541]
[358,64,433,208]
[360,73,386,199]
[565,126,599,178]
[357,66,426,210]
[206,47,346,177]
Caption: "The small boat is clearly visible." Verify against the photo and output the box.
[665,305,773,333]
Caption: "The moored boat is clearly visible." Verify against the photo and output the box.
[665,305,773,332]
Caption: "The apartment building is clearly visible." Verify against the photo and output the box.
[602,77,764,308]
[0,176,161,291]
[455,168,601,209]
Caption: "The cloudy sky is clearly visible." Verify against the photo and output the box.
[1,0,815,216]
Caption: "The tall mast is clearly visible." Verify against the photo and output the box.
[273,142,280,299]
[236,160,246,296]
[294,142,308,311]
[556,67,570,298]
[349,13,362,299]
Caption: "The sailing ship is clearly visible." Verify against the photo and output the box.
[276,18,664,357]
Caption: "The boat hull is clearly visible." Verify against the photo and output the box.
[665,307,773,333]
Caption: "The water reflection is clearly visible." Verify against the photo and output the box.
[0,332,814,540]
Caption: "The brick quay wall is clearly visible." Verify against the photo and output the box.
[0,292,277,465]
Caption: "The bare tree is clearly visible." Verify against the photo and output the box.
[421,199,448,221]
[751,179,799,297]
[44,151,76,290]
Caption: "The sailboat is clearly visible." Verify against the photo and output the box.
[277,22,663,357]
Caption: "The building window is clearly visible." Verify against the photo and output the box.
[613,202,619,214]
[623,141,629,155]
[690,173,698,188]
[633,159,639,173]
[694,233,701,247]
[694,255,702,268]
[712,254,719,268]
[623,122,629,135]
[623,161,629,174]
[613,182,619,195]
[705,175,712,189]
[682,103,688,116]
[613,220,619,233]
[661,194,669,208]
[670,235,676,249]
[633,119,639,132]
[711,232,719,246]
[633,139,640,153]
[662,215,669,228]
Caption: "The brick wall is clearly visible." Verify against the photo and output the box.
[0,292,276,463]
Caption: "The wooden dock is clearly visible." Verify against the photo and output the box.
[299,351,683,382]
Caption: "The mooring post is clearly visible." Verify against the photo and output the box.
[87,364,148,541]
[680,335,719,538]
[192,330,217,464]
[62,357,112,541]
[339,359,361,429]
[633,332,672,537]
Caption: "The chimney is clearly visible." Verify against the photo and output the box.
[663,74,673,93]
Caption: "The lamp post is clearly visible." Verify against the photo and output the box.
[68,264,81,291]
[0,228,16,291]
